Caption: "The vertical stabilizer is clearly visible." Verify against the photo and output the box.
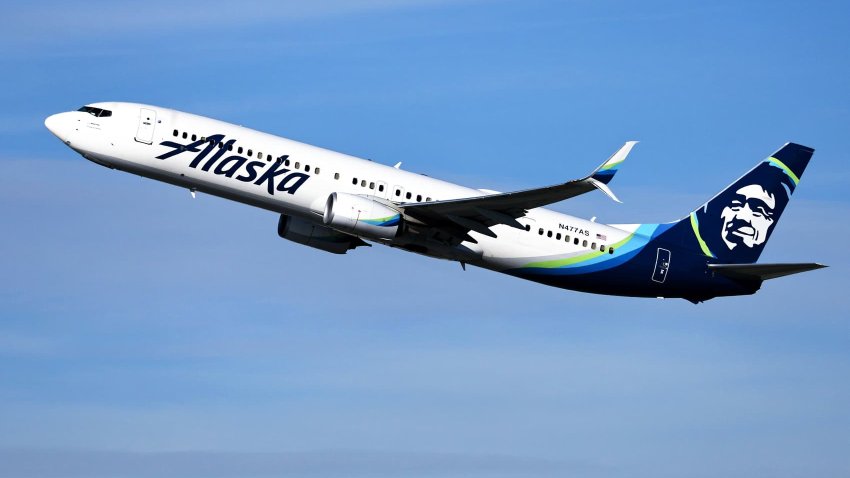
[678,142,814,263]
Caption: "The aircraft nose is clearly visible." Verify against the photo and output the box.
[44,113,60,135]
[44,112,72,142]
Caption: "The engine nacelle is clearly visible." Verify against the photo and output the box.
[278,214,367,254]
[323,192,402,241]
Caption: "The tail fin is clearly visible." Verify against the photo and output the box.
[679,142,814,263]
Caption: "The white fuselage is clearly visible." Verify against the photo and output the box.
[45,102,639,273]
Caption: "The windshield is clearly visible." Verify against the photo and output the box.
[77,106,112,117]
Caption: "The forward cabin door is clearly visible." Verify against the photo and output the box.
[135,108,157,144]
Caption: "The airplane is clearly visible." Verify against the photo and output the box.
[44,102,826,303]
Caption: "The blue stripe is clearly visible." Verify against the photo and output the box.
[508,223,673,276]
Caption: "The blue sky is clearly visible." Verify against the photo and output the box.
[1,1,848,477]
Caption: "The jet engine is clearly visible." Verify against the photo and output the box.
[277,214,368,254]
[323,192,402,241]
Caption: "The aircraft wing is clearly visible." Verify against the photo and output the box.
[398,141,637,242]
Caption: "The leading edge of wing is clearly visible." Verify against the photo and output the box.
[400,141,638,221]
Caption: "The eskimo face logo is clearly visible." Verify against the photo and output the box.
[719,184,776,250]
[156,134,309,196]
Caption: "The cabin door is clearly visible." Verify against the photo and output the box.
[652,248,671,283]
[135,108,156,144]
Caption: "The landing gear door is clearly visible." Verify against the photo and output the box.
[135,108,156,144]
[652,248,671,283]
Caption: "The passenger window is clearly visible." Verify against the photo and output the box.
[538,228,544,235]
[295,162,301,169]
[352,178,358,185]
[361,180,366,187]
[315,167,320,174]
[200,137,206,142]
[416,194,422,201]
[305,165,310,172]
[284,158,290,166]
[247,149,253,157]
[609,248,615,254]
[191,134,197,141]
[547,231,553,238]
[173,130,178,137]
[258,152,263,160]
[525,224,530,231]
[275,157,282,165]
[556,233,561,240]
[335,173,340,180]
[565,235,570,242]
[583,240,588,247]
[574,238,579,245]
[182,132,188,139]
[406,192,412,200]
[228,144,233,151]
[591,242,596,250]
[395,189,401,197]
[369,182,375,189]
[238,147,243,154]
[426,197,432,202]
[600,245,606,253]
[378,184,384,192]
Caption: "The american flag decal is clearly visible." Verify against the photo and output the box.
[596,233,607,241]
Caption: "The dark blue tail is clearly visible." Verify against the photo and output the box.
[675,142,814,264]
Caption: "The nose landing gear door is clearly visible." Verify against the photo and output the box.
[652,248,671,283]
[135,108,157,144]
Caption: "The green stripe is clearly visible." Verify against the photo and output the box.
[366,214,398,223]
[600,158,625,170]
[523,232,635,269]
[690,212,715,258]
[767,156,800,185]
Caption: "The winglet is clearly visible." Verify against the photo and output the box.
[587,177,622,203]
[590,141,638,184]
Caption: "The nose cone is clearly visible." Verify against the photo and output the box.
[44,113,61,136]
[45,112,73,142]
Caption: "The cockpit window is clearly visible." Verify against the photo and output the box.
[77,106,112,118]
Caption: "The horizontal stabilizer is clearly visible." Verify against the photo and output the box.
[708,263,827,281]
